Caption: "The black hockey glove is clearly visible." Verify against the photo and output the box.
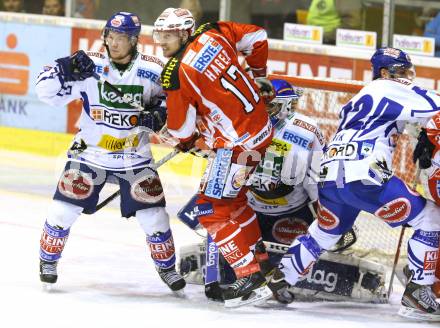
[176,132,200,153]
[55,50,95,82]
[412,128,435,169]
[138,104,167,132]
[255,77,275,104]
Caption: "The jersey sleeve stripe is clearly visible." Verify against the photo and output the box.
[236,29,267,56]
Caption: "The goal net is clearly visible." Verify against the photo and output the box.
[269,74,418,266]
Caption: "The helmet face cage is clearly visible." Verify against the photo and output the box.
[268,98,295,120]
[269,79,301,121]
[371,47,414,80]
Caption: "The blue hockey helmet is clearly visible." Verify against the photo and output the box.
[370,47,413,80]
[268,79,303,122]
[103,12,141,39]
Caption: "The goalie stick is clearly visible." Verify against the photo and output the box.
[263,228,357,255]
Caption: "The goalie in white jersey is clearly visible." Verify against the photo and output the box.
[272,47,440,321]
[36,12,186,293]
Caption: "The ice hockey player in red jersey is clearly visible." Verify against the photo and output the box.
[413,111,440,298]
[153,7,274,307]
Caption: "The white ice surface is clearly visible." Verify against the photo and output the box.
[0,150,436,328]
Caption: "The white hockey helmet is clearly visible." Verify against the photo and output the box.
[153,8,195,35]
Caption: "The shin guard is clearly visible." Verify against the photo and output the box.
[407,230,440,285]
[39,221,70,262]
[147,229,176,269]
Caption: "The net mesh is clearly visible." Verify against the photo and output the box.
[270,75,417,266]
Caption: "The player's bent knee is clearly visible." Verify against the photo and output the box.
[308,220,342,250]
[136,207,170,235]
[408,200,440,231]
[47,199,83,229]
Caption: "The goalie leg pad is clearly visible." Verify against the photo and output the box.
[407,229,440,285]
[40,221,70,262]
[288,252,388,303]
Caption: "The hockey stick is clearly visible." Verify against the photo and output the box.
[82,144,209,215]
[386,165,421,299]
[82,148,180,214]
[263,229,357,255]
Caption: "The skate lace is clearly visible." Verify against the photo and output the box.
[41,262,57,275]
[419,286,439,310]
[159,270,181,285]
[230,276,249,290]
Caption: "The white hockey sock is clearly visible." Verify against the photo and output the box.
[407,229,440,285]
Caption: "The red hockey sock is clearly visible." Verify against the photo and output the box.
[233,205,263,252]
[212,220,257,271]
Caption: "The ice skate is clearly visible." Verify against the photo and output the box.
[254,241,276,280]
[157,265,186,296]
[398,281,440,321]
[267,267,294,304]
[223,271,272,308]
[205,281,224,302]
[40,260,58,291]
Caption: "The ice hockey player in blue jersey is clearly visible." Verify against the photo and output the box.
[271,47,440,321]
[36,12,185,293]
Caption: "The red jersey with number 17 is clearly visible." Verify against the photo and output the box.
[161,21,273,150]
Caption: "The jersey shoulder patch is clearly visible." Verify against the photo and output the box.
[192,22,220,39]
[289,113,326,146]
[86,51,105,59]
[140,54,165,68]
[161,56,181,91]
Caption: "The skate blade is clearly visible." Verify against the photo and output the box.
[42,283,55,292]
[224,285,272,308]
[173,289,186,298]
[254,296,288,309]
[398,305,440,322]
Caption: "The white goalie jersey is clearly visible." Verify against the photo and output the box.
[35,51,165,170]
[247,112,325,215]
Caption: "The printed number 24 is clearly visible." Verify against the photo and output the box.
[220,65,259,113]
